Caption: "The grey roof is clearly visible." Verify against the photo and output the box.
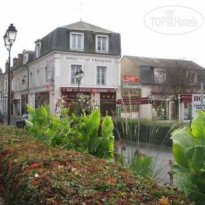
[62,21,113,33]
[123,55,205,85]
[123,55,203,70]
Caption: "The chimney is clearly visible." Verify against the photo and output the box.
[17,54,23,64]
[5,61,9,72]
[13,58,18,67]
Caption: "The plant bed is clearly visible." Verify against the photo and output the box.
[0,133,191,204]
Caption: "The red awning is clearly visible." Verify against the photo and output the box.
[180,94,192,103]
[11,98,20,103]
[61,87,116,93]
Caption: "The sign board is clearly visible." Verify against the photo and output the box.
[123,83,141,89]
[192,94,205,117]
[122,75,139,83]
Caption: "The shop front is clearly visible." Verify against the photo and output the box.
[61,87,117,116]
[35,92,49,108]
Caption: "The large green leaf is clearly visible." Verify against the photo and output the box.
[85,109,100,136]
[171,127,195,168]
[101,115,114,138]
[191,110,205,140]
[186,145,205,171]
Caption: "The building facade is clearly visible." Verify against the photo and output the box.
[0,21,121,122]
[120,56,205,121]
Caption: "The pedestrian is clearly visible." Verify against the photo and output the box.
[0,109,3,124]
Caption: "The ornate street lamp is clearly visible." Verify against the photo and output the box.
[75,69,84,116]
[3,24,17,125]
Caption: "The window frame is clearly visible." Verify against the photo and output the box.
[186,70,197,84]
[70,32,84,51]
[96,35,109,53]
[96,66,107,85]
[35,41,41,58]
[154,68,166,83]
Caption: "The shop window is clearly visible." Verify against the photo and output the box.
[152,101,167,120]
[123,90,129,96]
[184,102,192,120]
[154,68,166,83]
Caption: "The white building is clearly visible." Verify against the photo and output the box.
[2,21,121,122]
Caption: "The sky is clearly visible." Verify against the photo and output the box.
[0,0,205,72]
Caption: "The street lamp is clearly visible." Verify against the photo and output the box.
[3,24,17,125]
[74,69,84,115]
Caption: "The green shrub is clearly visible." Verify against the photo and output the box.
[0,131,191,204]
[26,105,114,159]
[130,152,153,177]
[171,110,205,204]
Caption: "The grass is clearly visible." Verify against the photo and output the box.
[113,117,179,185]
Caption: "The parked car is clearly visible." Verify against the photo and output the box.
[16,114,29,128]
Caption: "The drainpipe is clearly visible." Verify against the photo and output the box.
[178,94,181,121]
[27,66,29,104]
[201,82,203,110]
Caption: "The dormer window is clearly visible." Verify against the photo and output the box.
[154,68,166,83]
[186,71,197,84]
[70,32,84,51]
[23,54,28,65]
[96,35,109,53]
[35,41,41,58]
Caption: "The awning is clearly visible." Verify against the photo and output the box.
[180,94,192,103]
[12,98,20,103]
[118,97,151,105]
[61,87,116,93]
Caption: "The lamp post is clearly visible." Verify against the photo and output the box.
[74,69,84,116]
[3,24,17,125]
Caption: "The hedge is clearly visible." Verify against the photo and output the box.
[114,118,182,147]
[0,126,191,204]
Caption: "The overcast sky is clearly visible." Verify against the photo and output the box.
[0,0,205,72]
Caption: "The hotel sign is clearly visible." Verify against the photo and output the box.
[65,56,113,64]
[192,94,205,117]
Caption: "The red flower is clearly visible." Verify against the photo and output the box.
[31,163,41,169]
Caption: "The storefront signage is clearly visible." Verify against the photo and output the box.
[122,75,139,83]
[61,87,116,93]
[123,83,141,89]
[101,93,115,100]
[65,56,113,64]
[192,94,205,117]
[121,97,150,105]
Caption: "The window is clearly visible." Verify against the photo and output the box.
[97,66,107,85]
[186,71,197,84]
[96,35,109,53]
[70,32,84,51]
[71,65,82,84]
[35,41,41,58]
[154,68,166,83]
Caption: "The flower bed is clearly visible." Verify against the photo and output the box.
[0,131,191,204]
